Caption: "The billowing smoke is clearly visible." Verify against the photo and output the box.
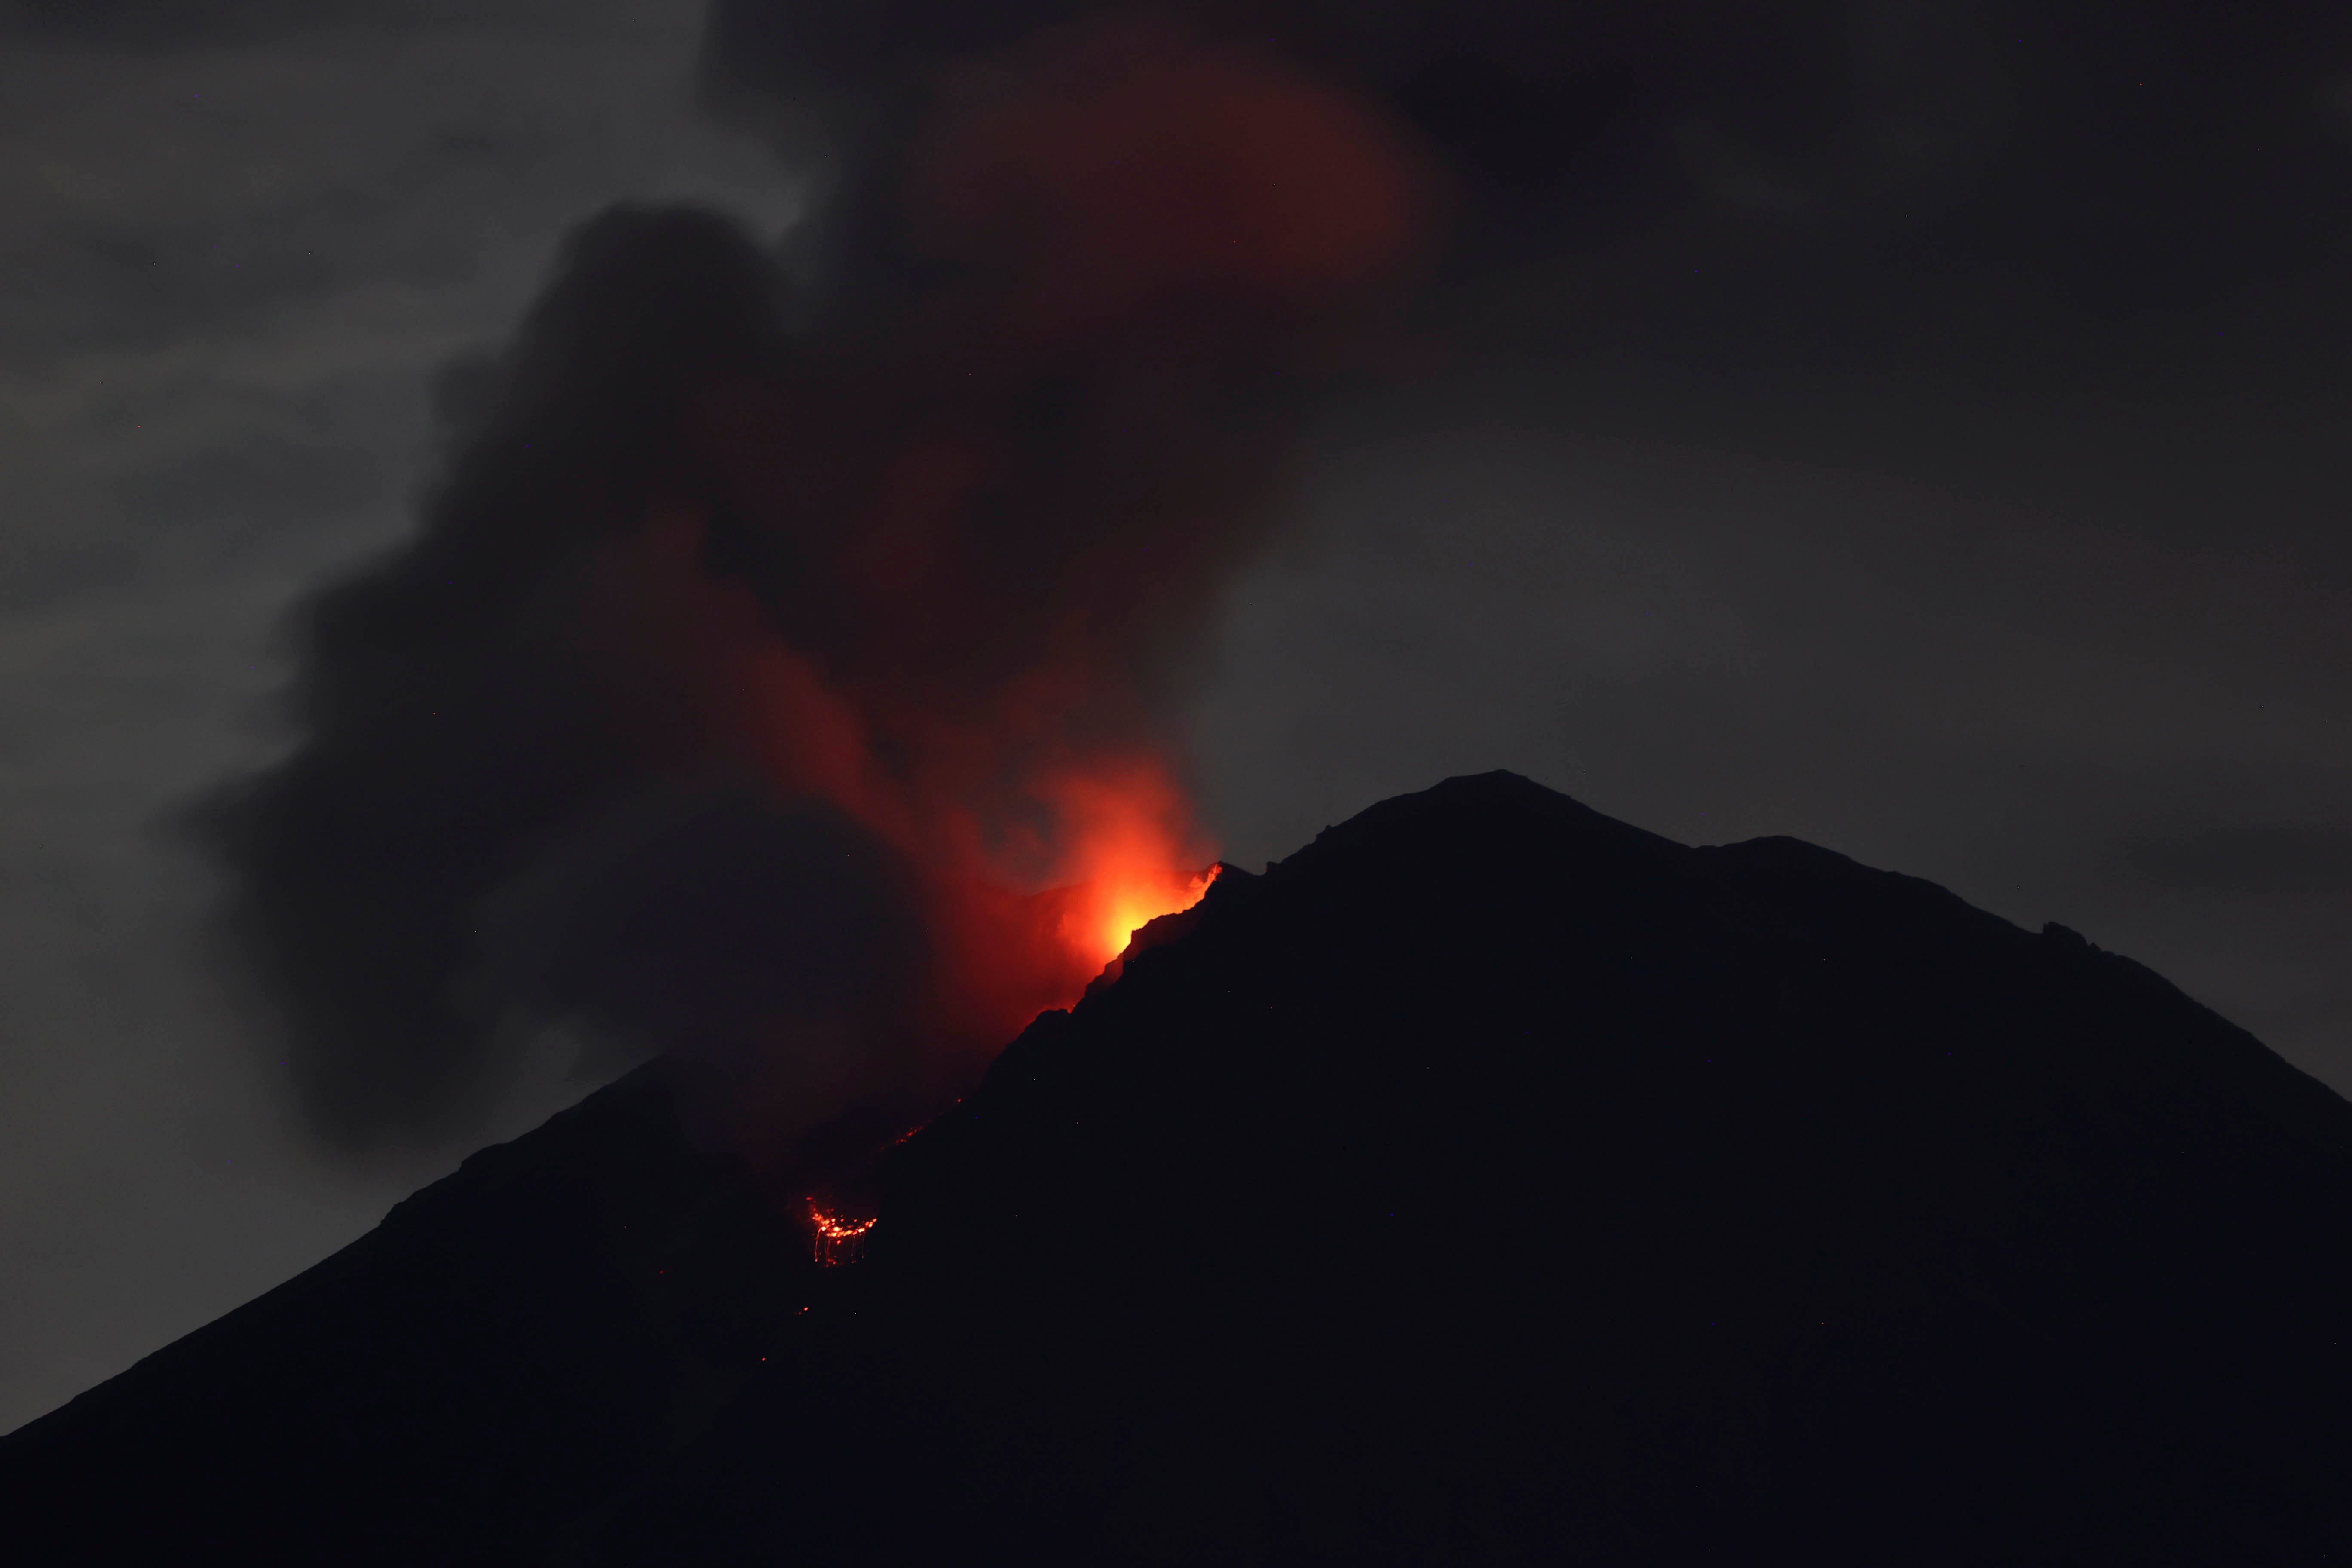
[209,0,2335,1152]
[201,12,1433,1149]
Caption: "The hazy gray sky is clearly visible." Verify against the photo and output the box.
[4,0,2349,1436]
[0,0,795,1432]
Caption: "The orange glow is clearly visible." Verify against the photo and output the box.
[567,15,1427,1138]
[1041,759,1219,968]
[1082,863,1218,969]
[593,521,1226,1048]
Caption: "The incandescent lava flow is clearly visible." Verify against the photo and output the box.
[807,1200,879,1267]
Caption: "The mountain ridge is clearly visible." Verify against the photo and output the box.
[9,770,2352,1564]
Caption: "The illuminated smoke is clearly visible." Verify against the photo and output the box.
[199,15,1433,1149]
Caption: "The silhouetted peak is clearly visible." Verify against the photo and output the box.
[13,775,2352,1565]
[1283,767,1687,873]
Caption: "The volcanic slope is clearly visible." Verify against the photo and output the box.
[10,771,2352,1564]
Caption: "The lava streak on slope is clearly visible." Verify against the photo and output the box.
[807,1201,879,1268]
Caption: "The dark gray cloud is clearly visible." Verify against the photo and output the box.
[2127,829,2352,897]
[0,0,574,47]
[196,12,1447,1149]
[0,0,790,1434]
[0,3,777,370]
[698,0,2352,316]
[191,205,880,1143]
[112,437,383,533]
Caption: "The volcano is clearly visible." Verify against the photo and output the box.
[10,772,2352,1564]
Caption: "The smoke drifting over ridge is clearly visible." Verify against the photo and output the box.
[201,15,1432,1146]
[198,0,2352,1150]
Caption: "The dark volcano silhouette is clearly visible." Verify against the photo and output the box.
[11,772,2352,1564]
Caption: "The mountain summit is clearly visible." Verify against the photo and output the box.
[11,772,2352,1563]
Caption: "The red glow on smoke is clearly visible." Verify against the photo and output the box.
[908,18,1427,340]
[579,19,1429,1103]
[1042,760,1221,969]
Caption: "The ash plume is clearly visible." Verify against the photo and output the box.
[200,12,1434,1147]
[205,0,2352,1151]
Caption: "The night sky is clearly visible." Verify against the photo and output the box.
[3,0,2349,1436]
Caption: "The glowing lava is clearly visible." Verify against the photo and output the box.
[1041,760,1221,970]
[1078,863,1219,971]
[809,1201,878,1268]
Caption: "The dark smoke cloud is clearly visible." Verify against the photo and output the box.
[199,0,2352,1151]
[704,0,2352,318]
[200,15,1430,1148]
[0,1,576,46]
[2128,827,2352,898]
[199,208,810,1143]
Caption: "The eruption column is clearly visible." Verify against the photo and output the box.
[202,14,1434,1151]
